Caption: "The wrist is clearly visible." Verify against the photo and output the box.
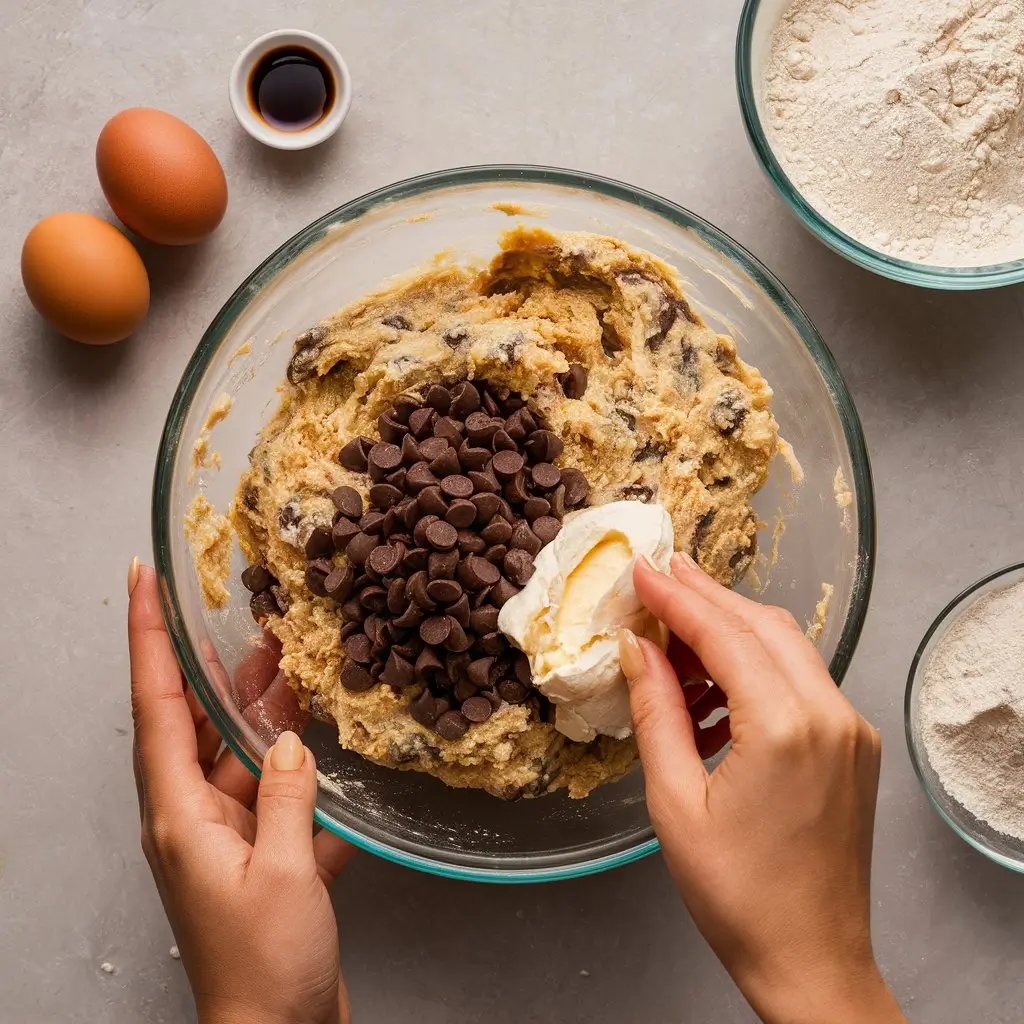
[741,957,906,1024]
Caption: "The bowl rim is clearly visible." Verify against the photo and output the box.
[735,0,1024,292]
[153,163,876,882]
[904,561,1024,873]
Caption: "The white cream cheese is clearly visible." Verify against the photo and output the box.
[498,501,674,742]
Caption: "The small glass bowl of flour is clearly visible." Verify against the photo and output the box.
[906,563,1024,871]
[737,0,1024,291]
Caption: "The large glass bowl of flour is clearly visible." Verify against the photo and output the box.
[906,563,1024,873]
[737,0,1024,291]
[153,166,875,882]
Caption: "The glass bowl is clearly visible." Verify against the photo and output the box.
[736,0,1024,291]
[905,563,1024,873]
[153,165,875,882]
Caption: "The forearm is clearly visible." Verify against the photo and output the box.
[199,997,346,1024]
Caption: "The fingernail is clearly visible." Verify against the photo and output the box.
[671,551,698,574]
[270,730,304,771]
[127,556,140,596]
[618,629,646,683]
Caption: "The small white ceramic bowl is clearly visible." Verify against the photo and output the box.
[229,29,352,151]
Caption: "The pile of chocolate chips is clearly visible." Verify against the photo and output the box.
[252,376,593,741]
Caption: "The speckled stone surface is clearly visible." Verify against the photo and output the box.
[2,1,1024,1022]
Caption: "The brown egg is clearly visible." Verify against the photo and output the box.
[21,213,150,345]
[96,108,228,245]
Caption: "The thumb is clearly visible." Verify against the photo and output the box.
[253,731,317,873]
[619,630,708,814]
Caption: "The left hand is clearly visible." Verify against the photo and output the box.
[128,560,354,1024]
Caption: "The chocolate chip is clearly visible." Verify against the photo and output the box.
[481,390,500,416]
[400,433,423,465]
[451,381,481,417]
[484,544,508,564]
[481,516,513,545]
[525,430,563,464]
[458,554,501,591]
[340,620,361,641]
[405,407,435,442]
[557,363,589,399]
[359,586,388,613]
[428,549,460,579]
[560,468,590,507]
[633,437,668,462]
[532,516,561,545]
[491,428,516,452]
[270,584,291,612]
[435,710,469,740]
[457,529,488,555]
[510,521,542,556]
[503,470,529,504]
[454,678,478,704]
[345,532,377,566]
[445,620,471,652]
[415,646,445,680]
[514,650,532,685]
[433,417,464,447]
[377,411,408,445]
[622,483,655,503]
[359,511,386,535]
[407,571,437,610]
[498,679,529,704]
[458,441,492,471]
[471,492,502,523]
[468,468,500,494]
[445,652,471,683]
[417,436,449,462]
[490,576,520,607]
[368,442,402,476]
[304,558,333,597]
[479,632,507,656]
[250,589,279,622]
[424,520,458,551]
[403,547,430,573]
[325,566,355,601]
[427,579,462,604]
[504,548,535,586]
[369,483,403,510]
[387,578,408,614]
[341,660,375,692]
[330,486,364,519]
[382,314,411,331]
[504,410,528,441]
[600,316,623,356]
[384,467,407,491]
[339,437,371,472]
[469,605,499,634]
[420,615,452,645]
[304,525,334,559]
[341,597,366,622]
[465,411,497,444]
[522,497,550,522]
[381,650,416,688]
[710,389,748,436]
[393,602,425,628]
[241,565,274,593]
[491,449,525,479]
[445,499,477,528]
[410,689,440,727]
[448,593,471,628]
[402,462,436,495]
[367,544,402,576]
[344,632,373,664]
[415,488,447,521]
[531,463,561,491]
[465,657,494,688]
[424,384,451,413]
[440,474,474,500]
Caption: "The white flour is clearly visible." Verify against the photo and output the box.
[764,0,1024,267]
[918,580,1024,842]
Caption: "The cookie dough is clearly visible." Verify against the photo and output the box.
[227,227,780,799]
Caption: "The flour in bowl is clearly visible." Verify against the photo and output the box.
[764,0,1024,267]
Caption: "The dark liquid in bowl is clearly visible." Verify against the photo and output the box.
[248,46,335,132]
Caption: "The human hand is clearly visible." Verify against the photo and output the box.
[128,560,354,1024]
[620,554,905,1024]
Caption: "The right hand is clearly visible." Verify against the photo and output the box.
[620,553,906,1024]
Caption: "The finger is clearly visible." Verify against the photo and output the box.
[619,630,708,810]
[669,553,835,702]
[252,732,317,873]
[185,685,223,776]
[243,670,310,743]
[313,829,356,886]
[234,633,284,709]
[128,564,206,810]
[208,747,260,808]
[633,557,784,707]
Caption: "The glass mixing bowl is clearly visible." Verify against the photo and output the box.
[153,165,875,882]
[736,0,1024,291]
[905,563,1024,873]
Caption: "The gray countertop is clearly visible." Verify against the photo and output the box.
[2,1,1023,1021]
